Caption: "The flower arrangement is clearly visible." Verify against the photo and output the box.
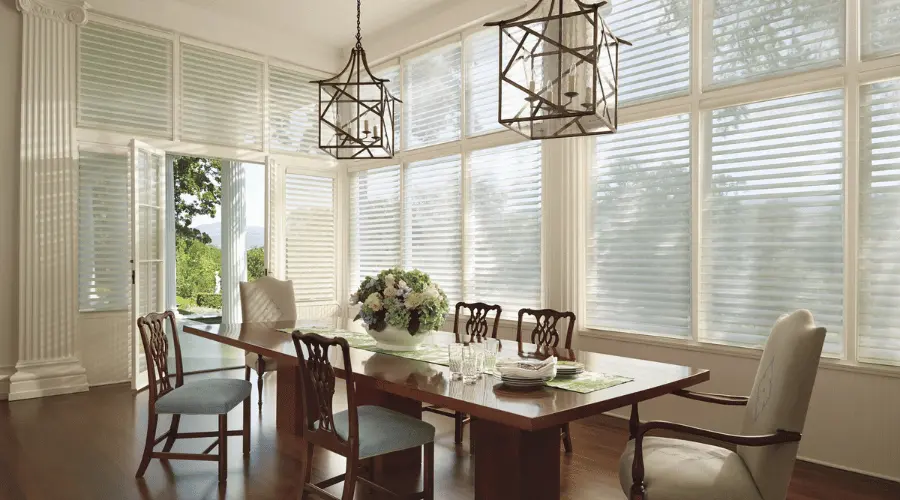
[351,268,449,335]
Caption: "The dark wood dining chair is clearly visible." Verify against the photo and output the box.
[516,307,577,453]
[135,311,252,482]
[423,301,502,447]
[292,332,435,500]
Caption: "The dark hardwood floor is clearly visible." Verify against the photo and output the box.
[0,370,896,500]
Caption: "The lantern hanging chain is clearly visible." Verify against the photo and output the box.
[355,0,363,50]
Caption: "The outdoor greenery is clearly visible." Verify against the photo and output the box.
[173,156,264,314]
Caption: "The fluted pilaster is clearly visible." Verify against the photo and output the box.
[9,0,89,400]
[221,161,247,324]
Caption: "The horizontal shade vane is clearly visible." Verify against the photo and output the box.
[284,174,336,303]
[268,66,320,156]
[350,165,402,290]
[404,42,462,150]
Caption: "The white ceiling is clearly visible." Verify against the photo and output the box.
[171,0,454,50]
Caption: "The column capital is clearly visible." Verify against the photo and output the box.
[17,0,89,25]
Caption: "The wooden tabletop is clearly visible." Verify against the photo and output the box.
[182,319,709,431]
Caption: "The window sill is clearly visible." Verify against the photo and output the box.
[579,328,900,379]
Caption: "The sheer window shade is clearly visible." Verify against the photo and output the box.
[862,0,900,59]
[284,174,336,303]
[588,115,691,336]
[859,79,900,365]
[606,0,691,104]
[78,22,172,136]
[349,166,402,289]
[379,66,402,151]
[79,149,131,312]
[404,155,462,302]
[466,142,542,316]
[706,0,845,87]
[466,29,504,136]
[268,66,320,155]
[404,42,462,150]
[701,90,844,353]
[180,44,264,149]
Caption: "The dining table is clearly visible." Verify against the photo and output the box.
[182,318,710,500]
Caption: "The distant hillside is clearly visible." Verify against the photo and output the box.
[194,223,265,250]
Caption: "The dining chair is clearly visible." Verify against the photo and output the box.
[135,311,252,482]
[620,309,826,500]
[292,332,436,500]
[239,276,296,411]
[423,301,502,447]
[516,307,577,453]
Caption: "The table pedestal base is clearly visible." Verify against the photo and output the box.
[472,419,561,500]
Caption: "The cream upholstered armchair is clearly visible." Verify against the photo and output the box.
[239,276,297,411]
[620,309,826,500]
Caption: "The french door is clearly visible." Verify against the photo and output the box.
[131,140,167,390]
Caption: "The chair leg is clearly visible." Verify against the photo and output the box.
[242,395,251,456]
[162,414,180,452]
[298,441,315,500]
[218,414,228,483]
[423,442,434,500]
[468,417,475,455]
[454,412,464,445]
[257,356,266,411]
[244,366,251,381]
[342,454,359,500]
[562,423,573,454]
[135,411,158,478]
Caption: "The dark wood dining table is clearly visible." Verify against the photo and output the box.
[182,319,709,500]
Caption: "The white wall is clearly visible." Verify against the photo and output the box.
[0,0,21,399]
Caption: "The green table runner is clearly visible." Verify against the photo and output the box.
[281,327,632,394]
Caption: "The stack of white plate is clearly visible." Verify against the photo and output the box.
[555,362,584,378]
[500,374,551,389]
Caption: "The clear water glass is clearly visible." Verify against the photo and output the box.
[470,342,485,378]
[461,345,480,384]
[448,343,464,380]
[483,338,500,375]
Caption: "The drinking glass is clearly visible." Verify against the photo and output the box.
[470,342,485,378]
[483,338,500,375]
[461,345,480,384]
[448,343,464,380]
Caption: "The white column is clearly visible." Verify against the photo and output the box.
[221,161,247,324]
[165,155,178,313]
[9,0,89,400]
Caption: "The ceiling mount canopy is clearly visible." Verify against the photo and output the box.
[313,0,400,159]
[485,0,631,140]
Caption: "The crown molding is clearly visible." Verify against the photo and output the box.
[16,0,89,25]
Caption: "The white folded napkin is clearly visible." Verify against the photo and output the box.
[496,357,557,379]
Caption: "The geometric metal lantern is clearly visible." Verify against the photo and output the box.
[485,0,630,140]
[312,0,400,159]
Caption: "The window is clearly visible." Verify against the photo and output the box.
[588,114,691,337]
[862,0,900,59]
[706,0,845,87]
[379,65,402,151]
[268,66,320,155]
[404,42,462,149]
[78,22,173,137]
[859,79,900,365]
[404,155,463,302]
[606,0,691,103]
[701,90,845,353]
[466,142,542,316]
[180,44,265,149]
[349,165,402,288]
[466,29,503,136]
[78,148,131,312]
[284,173,336,303]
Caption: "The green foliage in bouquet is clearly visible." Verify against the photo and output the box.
[350,268,449,335]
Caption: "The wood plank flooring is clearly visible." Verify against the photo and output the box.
[0,370,897,500]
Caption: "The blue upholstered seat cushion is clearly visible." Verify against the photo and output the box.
[332,405,436,459]
[155,379,252,415]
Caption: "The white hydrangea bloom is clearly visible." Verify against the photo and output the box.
[398,280,409,291]
[364,293,383,311]
[405,292,423,309]
[423,284,440,301]
[384,274,395,286]
[349,292,359,305]
[383,285,398,298]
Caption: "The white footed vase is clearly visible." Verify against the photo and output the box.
[366,325,427,351]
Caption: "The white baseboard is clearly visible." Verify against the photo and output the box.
[8,358,89,401]
[0,365,15,401]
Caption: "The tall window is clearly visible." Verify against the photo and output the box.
[284,173,336,304]
[404,42,462,150]
[349,165,402,288]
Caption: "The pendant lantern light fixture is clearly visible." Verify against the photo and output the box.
[313,0,400,159]
[485,0,630,140]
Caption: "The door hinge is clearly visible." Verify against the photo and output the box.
[131,270,135,285]
[264,268,269,276]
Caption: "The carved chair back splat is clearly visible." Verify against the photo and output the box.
[516,308,576,350]
[136,310,184,404]
[453,302,502,344]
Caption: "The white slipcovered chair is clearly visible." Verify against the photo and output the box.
[239,276,297,411]
[620,309,826,500]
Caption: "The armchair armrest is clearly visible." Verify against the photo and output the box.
[627,420,801,500]
[673,388,749,406]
